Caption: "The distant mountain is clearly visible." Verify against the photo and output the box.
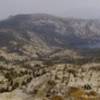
[0,14,100,53]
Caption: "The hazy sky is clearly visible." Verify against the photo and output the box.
[0,0,100,20]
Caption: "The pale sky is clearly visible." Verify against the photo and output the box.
[0,0,100,20]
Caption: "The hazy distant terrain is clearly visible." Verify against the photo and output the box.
[0,14,100,100]
[1,14,100,49]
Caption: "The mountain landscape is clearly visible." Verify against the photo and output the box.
[0,14,100,100]
[1,14,100,48]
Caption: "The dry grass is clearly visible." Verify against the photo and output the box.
[51,95,64,100]
[68,87,99,100]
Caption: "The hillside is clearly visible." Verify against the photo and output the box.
[0,14,100,100]
[0,14,100,49]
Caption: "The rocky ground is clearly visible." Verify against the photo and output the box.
[0,50,100,100]
[1,13,100,100]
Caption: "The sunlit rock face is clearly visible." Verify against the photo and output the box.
[0,60,100,100]
[0,89,33,100]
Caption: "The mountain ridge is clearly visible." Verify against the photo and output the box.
[0,13,100,52]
